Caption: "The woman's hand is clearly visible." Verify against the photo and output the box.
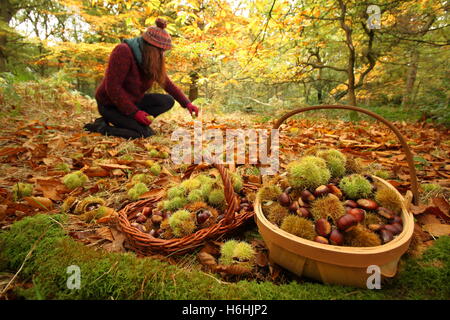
[134,110,152,126]
[186,103,199,117]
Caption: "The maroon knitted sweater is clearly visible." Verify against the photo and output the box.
[95,43,191,116]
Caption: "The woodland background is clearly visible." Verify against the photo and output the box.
[0,0,449,124]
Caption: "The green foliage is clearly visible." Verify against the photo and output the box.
[339,174,373,199]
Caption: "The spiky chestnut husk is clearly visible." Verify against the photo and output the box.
[286,156,331,190]
[364,212,388,226]
[219,241,255,272]
[231,172,244,193]
[310,194,345,223]
[150,163,162,176]
[168,209,196,237]
[62,171,89,190]
[149,149,159,157]
[187,189,205,203]
[208,189,226,208]
[339,174,373,200]
[167,186,186,199]
[280,215,316,240]
[61,196,78,213]
[163,196,188,211]
[316,149,347,178]
[264,202,290,226]
[79,206,111,223]
[131,173,154,185]
[185,201,219,227]
[180,178,202,192]
[128,182,149,201]
[345,156,365,174]
[12,183,33,201]
[74,197,106,214]
[258,184,282,202]
[344,225,382,247]
[374,185,402,214]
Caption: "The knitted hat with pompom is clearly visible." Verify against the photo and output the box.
[142,18,172,50]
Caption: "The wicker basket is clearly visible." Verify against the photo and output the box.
[118,162,254,256]
[255,105,417,288]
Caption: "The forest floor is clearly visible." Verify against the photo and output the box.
[0,99,449,299]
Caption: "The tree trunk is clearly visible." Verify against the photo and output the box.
[0,0,14,72]
[401,48,419,108]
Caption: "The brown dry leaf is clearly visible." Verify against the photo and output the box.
[197,252,218,268]
[35,178,68,201]
[422,224,450,237]
[99,163,133,170]
[0,204,7,221]
[102,227,126,253]
[416,214,442,225]
[139,188,166,200]
[432,197,450,217]
[255,251,269,268]
[111,169,125,176]
[410,204,429,216]
[216,264,251,275]
[83,166,110,177]
[0,147,26,157]
[96,227,115,242]
[199,241,221,256]
[23,196,53,210]
[269,263,282,282]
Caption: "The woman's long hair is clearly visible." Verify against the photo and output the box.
[141,41,166,86]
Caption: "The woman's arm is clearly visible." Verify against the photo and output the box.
[104,44,139,116]
[162,75,191,108]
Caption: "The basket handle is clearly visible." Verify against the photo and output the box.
[183,159,239,224]
[269,105,420,205]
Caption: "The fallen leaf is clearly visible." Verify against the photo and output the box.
[422,224,450,237]
[255,251,269,268]
[432,197,450,217]
[83,166,110,177]
[416,214,442,225]
[199,241,221,256]
[215,264,251,275]
[197,252,217,268]
[23,196,53,210]
[96,227,114,242]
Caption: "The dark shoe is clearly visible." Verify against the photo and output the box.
[83,117,109,133]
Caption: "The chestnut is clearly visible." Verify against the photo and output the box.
[380,229,394,244]
[368,224,383,232]
[300,190,316,202]
[383,224,398,235]
[336,214,358,232]
[327,184,343,199]
[391,216,403,224]
[289,201,300,213]
[197,210,211,224]
[297,207,312,219]
[391,223,403,235]
[314,185,330,197]
[278,192,291,207]
[344,200,358,208]
[315,218,332,237]
[329,229,344,246]
[149,229,157,237]
[377,207,395,219]
[348,208,365,223]
[241,197,248,204]
[356,199,379,211]
[284,187,293,194]
[142,207,152,217]
[151,214,163,224]
[314,236,329,244]
[135,215,147,224]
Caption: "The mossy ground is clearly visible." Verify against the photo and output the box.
[0,214,449,300]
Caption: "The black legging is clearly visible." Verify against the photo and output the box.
[98,93,175,139]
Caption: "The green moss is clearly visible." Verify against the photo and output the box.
[0,215,449,300]
[286,156,331,190]
[339,174,373,199]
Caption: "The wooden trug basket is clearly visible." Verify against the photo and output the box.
[118,162,254,256]
[255,105,417,288]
